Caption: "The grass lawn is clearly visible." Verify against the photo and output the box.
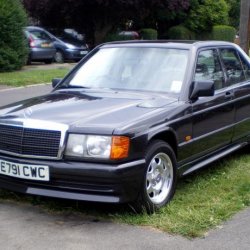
[0,68,70,87]
[0,149,249,238]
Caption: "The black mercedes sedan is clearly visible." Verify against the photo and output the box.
[0,41,250,213]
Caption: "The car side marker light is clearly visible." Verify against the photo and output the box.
[185,135,192,142]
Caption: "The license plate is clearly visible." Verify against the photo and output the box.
[41,43,51,48]
[80,51,88,55]
[0,159,49,181]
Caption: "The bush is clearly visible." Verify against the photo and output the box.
[105,33,131,42]
[185,0,229,32]
[168,25,195,40]
[0,0,28,72]
[140,29,158,40]
[211,25,236,42]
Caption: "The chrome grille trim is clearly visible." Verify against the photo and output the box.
[0,119,68,160]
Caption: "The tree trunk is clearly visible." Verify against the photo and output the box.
[239,0,250,53]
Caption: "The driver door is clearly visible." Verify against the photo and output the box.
[190,48,235,160]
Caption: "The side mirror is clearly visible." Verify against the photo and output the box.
[190,80,214,100]
[52,78,62,88]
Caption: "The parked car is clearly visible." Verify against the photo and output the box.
[0,41,250,213]
[26,26,89,63]
[24,27,56,64]
[118,31,140,40]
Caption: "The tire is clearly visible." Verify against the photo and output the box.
[132,140,177,214]
[54,50,64,63]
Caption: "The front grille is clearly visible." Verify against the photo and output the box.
[0,124,61,158]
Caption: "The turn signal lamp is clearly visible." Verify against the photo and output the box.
[110,136,130,160]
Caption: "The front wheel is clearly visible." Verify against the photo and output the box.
[54,50,64,63]
[132,140,177,213]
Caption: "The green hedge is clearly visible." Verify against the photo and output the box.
[0,0,28,72]
[195,32,212,41]
[140,29,158,40]
[105,33,129,42]
[168,25,195,40]
[211,25,236,42]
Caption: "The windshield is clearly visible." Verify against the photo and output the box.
[66,47,189,94]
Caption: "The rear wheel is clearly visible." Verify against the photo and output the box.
[132,140,177,213]
[54,50,64,63]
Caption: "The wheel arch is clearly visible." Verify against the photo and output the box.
[55,48,64,54]
[148,129,178,158]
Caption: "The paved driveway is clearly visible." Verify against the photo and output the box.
[0,201,249,250]
[0,85,249,250]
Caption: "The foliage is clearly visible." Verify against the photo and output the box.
[211,25,236,42]
[105,33,131,42]
[0,0,28,72]
[195,32,212,41]
[140,29,158,40]
[225,0,240,28]
[168,25,195,40]
[22,0,190,44]
[185,0,229,32]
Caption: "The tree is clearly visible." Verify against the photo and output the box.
[0,0,28,72]
[22,0,190,45]
[185,0,229,32]
[239,0,250,52]
[225,0,240,28]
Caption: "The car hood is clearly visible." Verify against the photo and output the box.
[0,88,177,134]
[56,38,83,49]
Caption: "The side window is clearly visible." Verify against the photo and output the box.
[238,54,250,81]
[30,31,51,41]
[220,48,245,85]
[194,49,224,90]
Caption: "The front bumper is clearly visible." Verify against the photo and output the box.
[0,154,145,203]
[64,49,88,60]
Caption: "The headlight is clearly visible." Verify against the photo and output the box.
[65,134,130,160]
[65,43,77,49]
[86,135,111,158]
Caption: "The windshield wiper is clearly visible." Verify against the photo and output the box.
[58,85,90,89]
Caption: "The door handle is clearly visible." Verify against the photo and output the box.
[225,91,234,99]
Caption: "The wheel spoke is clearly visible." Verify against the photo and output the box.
[150,159,158,171]
[147,172,154,182]
[158,158,165,170]
[147,183,154,194]
[154,188,161,197]
[157,157,162,167]
[162,168,170,180]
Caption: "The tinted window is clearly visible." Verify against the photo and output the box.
[195,50,224,90]
[29,30,51,41]
[238,54,250,81]
[220,48,245,85]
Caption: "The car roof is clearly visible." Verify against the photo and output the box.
[101,40,236,50]
[25,26,45,31]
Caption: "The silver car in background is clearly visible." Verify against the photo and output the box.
[24,27,56,64]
